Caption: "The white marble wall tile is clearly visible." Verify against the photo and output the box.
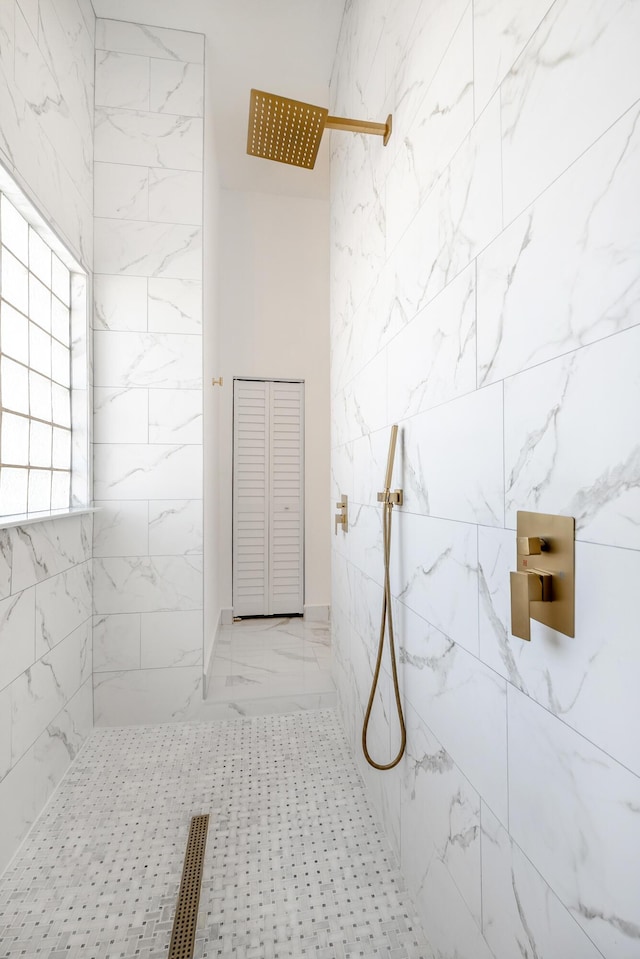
[148,389,201,444]
[10,516,91,593]
[508,686,640,958]
[504,326,640,549]
[94,274,148,332]
[148,169,202,225]
[93,555,203,614]
[0,686,11,781]
[75,0,95,42]
[473,0,554,117]
[93,665,202,726]
[18,0,39,38]
[95,51,149,110]
[149,60,203,117]
[94,162,149,220]
[0,677,92,874]
[351,428,391,510]
[96,20,204,64]
[14,7,92,207]
[481,802,603,959]
[140,610,202,668]
[0,532,11,599]
[387,264,476,424]
[94,218,202,279]
[10,620,90,761]
[401,702,481,926]
[93,612,141,672]
[147,278,201,334]
[478,101,640,386]
[93,331,201,389]
[391,0,468,137]
[501,0,640,223]
[93,501,149,558]
[390,512,478,655]
[94,107,203,171]
[148,500,203,555]
[386,6,474,253]
[35,562,92,657]
[396,598,508,826]
[402,383,503,525]
[394,95,502,323]
[93,444,202,500]
[0,588,35,691]
[418,858,493,959]
[94,387,148,443]
[480,530,640,779]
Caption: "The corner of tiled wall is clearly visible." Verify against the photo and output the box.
[91,19,205,724]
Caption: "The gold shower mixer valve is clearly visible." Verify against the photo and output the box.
[510,511,575,642]
[334,495,348,534]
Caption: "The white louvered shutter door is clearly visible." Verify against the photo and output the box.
[268,381,304,615]
[232,380,270,616]
[232,379,304,617]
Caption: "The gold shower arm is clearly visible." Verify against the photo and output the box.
[325,114,392,146]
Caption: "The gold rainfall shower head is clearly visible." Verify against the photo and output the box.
[246,89,392,170]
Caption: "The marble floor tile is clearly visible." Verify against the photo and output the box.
[0,709,431,959]
[205,616,336,709]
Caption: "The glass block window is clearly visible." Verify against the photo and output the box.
[0,192,72,515]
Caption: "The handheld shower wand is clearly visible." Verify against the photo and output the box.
[362,425,406,770]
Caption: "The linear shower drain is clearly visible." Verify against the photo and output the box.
[167,814,209,959]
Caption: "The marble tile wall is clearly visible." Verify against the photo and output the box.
[330,2,640,958]
[92,19,205,725]
[0,1,95,875]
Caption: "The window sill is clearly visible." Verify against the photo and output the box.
[0,506,100,531]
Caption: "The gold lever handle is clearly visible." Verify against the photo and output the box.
[510,569,552,641]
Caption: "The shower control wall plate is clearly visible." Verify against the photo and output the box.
[513,511,575,639]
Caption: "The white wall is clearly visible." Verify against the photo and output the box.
[330,2,640,958]
[216,189,330,621]
[91,19,206,724]
[0,0,95,873]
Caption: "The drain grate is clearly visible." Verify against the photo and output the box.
[167,814,209,959]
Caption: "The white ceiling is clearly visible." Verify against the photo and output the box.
[91,0,346,198]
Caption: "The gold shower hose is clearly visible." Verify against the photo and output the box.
[361,489,406,770]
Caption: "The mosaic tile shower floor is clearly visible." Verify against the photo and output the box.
[0,709,431,958]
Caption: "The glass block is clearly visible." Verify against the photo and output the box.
[28,228,51,286]
[1,246,29,313]
[52,426,71,469]
[29,274,51,331]
[51,340,70,386]
[0,195,29,264]
[1,356,29,414]
[52,383,70,427]
[29,420,52,467]
[51,470,70,510]
[51,296,70,344]
[1,411,29,465]
[29,370,52,421]
[51,254,70,306]
[0,466,28,515]
[1,301,29,364]
[29,323,51,377]
[28,468,51,512]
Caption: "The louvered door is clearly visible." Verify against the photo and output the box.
[232,379,304,616]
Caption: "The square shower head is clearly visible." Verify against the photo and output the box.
[246,89,328,169]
